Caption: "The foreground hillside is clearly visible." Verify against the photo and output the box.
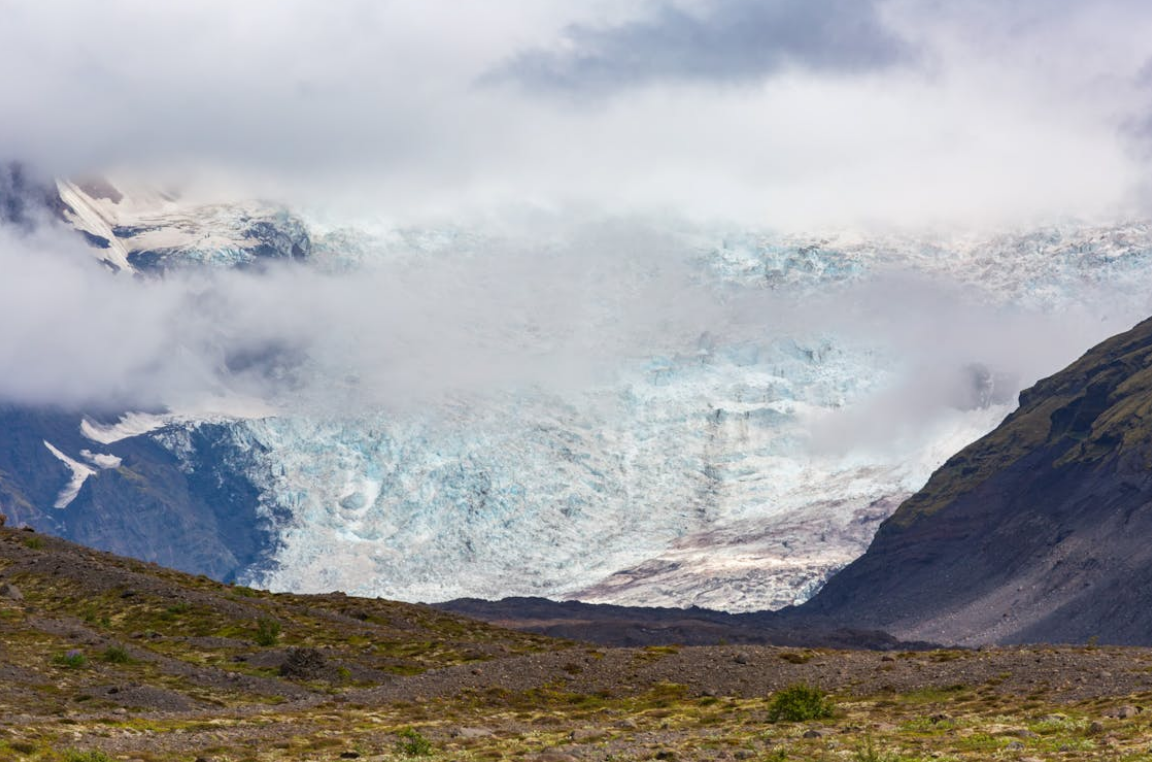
[806,315,1152,645]
[5,524,1152,761]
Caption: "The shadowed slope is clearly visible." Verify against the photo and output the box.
[805,316,1152,645]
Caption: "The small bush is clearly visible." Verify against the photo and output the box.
[396,727,432,756]
[160,602,191,620]
[254,617,282,646]
[52,650,87,669]
[24,536,43,550]
[778,651,814,664]
[101,645,132,664]
[767,684,834,722]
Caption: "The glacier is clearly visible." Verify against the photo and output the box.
[19,178,1152,612]
[118,216,1152,612]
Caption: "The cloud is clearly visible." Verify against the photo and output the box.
[492,0,916,95]
[0,218,727,411]
[0,1,1151,228]
[4,212,1152,437]
[797,270,1152,456]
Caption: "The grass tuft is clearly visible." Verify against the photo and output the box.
[100,645,133,664]
[52,649,87,669]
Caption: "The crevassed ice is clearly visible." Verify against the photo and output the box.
[157,221,1152,611]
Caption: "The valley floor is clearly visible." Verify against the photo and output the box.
[3,527,1152,761]
[8,641,1152,761]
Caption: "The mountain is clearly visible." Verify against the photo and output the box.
[0,405,277,582]
[0,162,311,273]
[804,315,1152,645]
[54,177,310,272]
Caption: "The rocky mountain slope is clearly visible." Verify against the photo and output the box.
[0,406,276,582]
[804,315,1152,645]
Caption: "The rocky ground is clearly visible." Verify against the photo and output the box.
[3,525,1152,761]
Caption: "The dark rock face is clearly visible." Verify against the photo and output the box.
[0,406,277,582]
[804,316,1152,645]
[0,162,66,230]
[245,215,311,262]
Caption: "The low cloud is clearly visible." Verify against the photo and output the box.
[801,272,1152,455]
[0,220,724,411]
[2,219,1150,440]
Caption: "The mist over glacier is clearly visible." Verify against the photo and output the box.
[7,207,1152,610]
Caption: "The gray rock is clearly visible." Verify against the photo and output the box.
[734,652,750,665]
[1088,721,1105,734]
[1107,705,1141,719]
[0,583,22,600]
[452,727,494,739]
[802,729,823,739]
[533,753,578,762]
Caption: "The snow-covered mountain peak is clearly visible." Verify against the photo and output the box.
[54,177,311,273]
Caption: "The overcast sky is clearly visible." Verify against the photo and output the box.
[3,0,1152,229]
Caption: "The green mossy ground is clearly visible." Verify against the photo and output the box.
[3,527,1152,760]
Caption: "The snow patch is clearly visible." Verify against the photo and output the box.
[80,450,122,469]
[81,412,169,444]
[42,441,97,509]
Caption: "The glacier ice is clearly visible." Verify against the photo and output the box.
[130,218,1152,612]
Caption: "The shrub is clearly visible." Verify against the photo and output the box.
[101,645,132,664]
[52,650,87,669]
[396,727,432,756]
[778,651,813,664]
[767,683,834,722]
[160,602,191,620]
[24,536,43,550]
[254,616,282,646]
